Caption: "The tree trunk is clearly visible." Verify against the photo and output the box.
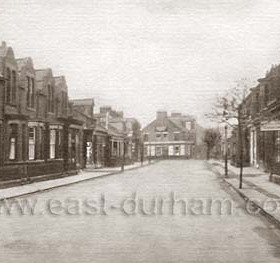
[238,107,243,189]
[206,145,210,160]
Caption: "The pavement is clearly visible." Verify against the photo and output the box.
[1,160,280,262]
[209,159,280,228]
[0,160,155,201]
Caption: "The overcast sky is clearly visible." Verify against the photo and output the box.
[1,0,280,126]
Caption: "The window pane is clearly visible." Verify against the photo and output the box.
[9,138,16,160]
[175,145,180,155]
[50,129,56,159]
[28,127,36,160]
[185,122,191,130]
[9,124,17,160]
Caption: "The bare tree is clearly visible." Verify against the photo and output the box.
[206,79,250,189]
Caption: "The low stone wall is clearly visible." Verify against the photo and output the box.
[0,160,66,181]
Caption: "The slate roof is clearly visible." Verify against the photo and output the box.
[142,112,195,133]
[0,44,8,57]
[0,41,16,61]
[142,118,182,133]
[35,68,52,81]
[54,76,68,92]
[71,98,94,106]
[107,123,125,137]
[16,57,33,69]
[93,123,108,134]
[34,68,53,91]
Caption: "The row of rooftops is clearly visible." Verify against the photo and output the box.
[0,41,68,93]
[0,41,196,136]
[241,63,280,110]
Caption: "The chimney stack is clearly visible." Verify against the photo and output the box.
[100,106,112,114]
[156,111,168,120]
[1,41,6,48]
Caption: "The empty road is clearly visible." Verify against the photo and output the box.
[1,160,280,262]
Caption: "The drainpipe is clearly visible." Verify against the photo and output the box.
[121,139,125,171]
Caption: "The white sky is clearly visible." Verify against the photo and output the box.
[1,0,280,127]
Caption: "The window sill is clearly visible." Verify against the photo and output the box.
[27,159,45,163]
[47,158,63,161]
[5,159,46,165]
[5,103,17,107]
[5,160,25,165]
[27,107,36,112]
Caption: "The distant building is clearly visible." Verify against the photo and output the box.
[142,111,203,159]
[70,98,96,168]
[95,106,141,166]
[125,118,142,162]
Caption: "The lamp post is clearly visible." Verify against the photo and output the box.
[140,141,144,166]
[223,105,229,177]
[224,124,228,177]
[121,140,126,171]
[149,141,151,164]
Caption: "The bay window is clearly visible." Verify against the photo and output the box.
[185,121,192,131]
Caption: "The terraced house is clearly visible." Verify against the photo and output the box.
[0,41,147,185]
[95,106,142,167]
[230,64,280,184]
[0,41,88,184]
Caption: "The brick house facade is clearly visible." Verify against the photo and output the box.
[142,111,201,159]
[0,41,88,183]
[95,106,141,167]
[230,65,280,181]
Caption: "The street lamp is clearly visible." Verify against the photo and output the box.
[149,141,151,164]
[121,139,126,171]
[140,142,144,166]
[223,107,229,177]
[224,124,228,177]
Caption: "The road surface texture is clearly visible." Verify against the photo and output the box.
[1,160,280,263]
